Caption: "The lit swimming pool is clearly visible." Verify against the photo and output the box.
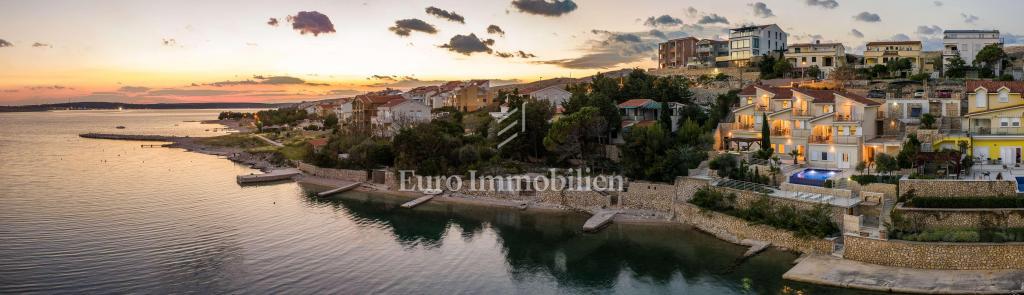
[789,169,841,187]
[1016,177,1024,192]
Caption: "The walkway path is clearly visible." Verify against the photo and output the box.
[784,255,1024,294]
[253,134,284,147]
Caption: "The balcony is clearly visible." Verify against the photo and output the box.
[771,128,791,137]
[809,135,833,144]
[972,127,1024,136]
[735,122,755,130]
[834,135,860,145]
[834,112,860,122]
[793,108,810,117]
[755,104,770,112]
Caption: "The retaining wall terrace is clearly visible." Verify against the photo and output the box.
[843,234,1024,270]
[894,204,1024,230]
[781,182,853,198]
[620,181,676,212]
[851,182,898,199]
[673,202,835,254]
[297,163,367,182]
[899,178,1017,197]
[714,186,847,224]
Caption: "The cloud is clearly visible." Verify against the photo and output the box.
[206,75,328,87]
[286,11,336,36]
[853,12,881,22]
[510,0,578,17]
[368,76,447,88]
[916,25,942,35]
[368,75,398,81]
[649,29,667,40]
[118,86,150,93]
[933,1,943,6]
[961,13,979,23]
[439,33,495,55]
[685,7,699,17]
[644,15,683,27]
[0,39,11,47]
[611,33,642,43]
[27,85,69,90]
[750,2,774,18]
[792,34,824,41]
[805,0,839,9]
[267,18,279,26]
[495,50,536,58]
[148,89,243,96]
[425,6,465,24]
[850,29,864,38]
[487,25,506,36]
[389,19,438,36]
[162,38,177,46]
[31,42,52,48]
[698,14,729,25]
[891,34,911,41]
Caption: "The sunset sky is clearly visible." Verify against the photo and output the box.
[1,0,1021,105]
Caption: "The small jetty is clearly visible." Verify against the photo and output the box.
[582,210,619,232]
[80,133,183,142]
[317,182,361,197]
[401,195,435,209]
[236,168,301,184]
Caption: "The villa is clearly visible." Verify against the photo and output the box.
[961,80,1024,165]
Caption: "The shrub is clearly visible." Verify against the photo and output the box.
[689,187,737,211]
[850,174,900,185]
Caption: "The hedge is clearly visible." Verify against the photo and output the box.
[850,174,900,185]
[909,196,1024,208]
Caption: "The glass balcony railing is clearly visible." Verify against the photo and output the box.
[735,122,755,130]
[809,135,832,144]
[834,113,860,122]
[770,128,791,136]
[793,109,810,116]
[755,105,769,112]
[973,127,1024,136]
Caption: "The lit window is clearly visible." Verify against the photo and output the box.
[747,97,753,105]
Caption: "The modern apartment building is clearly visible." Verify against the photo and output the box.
[445,80,495,112]
[721,24,787,67]
[726,85,880,169]
[864,41,923,74]
[961,80,1024,165]
[694,39,729,67]
[785,41,846,78]
[658,37,698,68]
[943,30,1001,67]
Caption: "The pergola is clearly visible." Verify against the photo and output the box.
[723,137,762,151]
[913,151,962,178]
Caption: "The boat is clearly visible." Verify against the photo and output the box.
[422,188,443,195]
[115,126,126,129]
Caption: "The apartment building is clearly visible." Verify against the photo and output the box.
[447,80,495,112]
[721,24,787,67]
[864,41,923,74]
[373,99,431,135]
[943,30,1002,71]
[352,94,404,125]
[785,41,846,78]
[961,80,1024,165]
[694,39,729,67]
[658,37,699,68]
[727,85,880,169]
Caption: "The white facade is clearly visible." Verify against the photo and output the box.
[943,30,1001,68]
[527,85,571,107]
[374,100,431,128]
[786,41,846,78]
[727,24,787,66]
[333,100,353,122]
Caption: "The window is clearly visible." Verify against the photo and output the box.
[1000,90,1010,103]
[781,101,790,108]
[777,144,785,153]
[837,126,846,135]
[1014,118,1021,127]
[812,57,817,62]
[1001,118,1010,127]
[851,126,859,135]
[747,97,753,105]
[801,57,807,62]
[976,90,987,108]
[821,152,829,161]
[823,105,833,113]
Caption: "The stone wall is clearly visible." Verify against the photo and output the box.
[899,178,1017,197]
[675,177,711,203]
[843,234,1024,270]
[714,186,848,224]
[297,163,367,182]
[539,190,609,210]
[781,182,853,198]
[673,202,835,254]
[851,182,898,199]
[894,204,1024,230]
[620,181,676,212]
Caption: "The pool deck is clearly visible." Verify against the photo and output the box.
[784,255,1024,294]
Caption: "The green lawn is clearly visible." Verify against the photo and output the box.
[197,134,269,149]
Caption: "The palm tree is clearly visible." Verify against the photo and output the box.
[789,150,800,165]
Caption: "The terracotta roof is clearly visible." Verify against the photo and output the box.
[740,85,793,99]
[739,85,758,96]
[407,86,439,94]
[793,89,837,103]
[440,81,463,92]
[835,91,880,106]
[967,80,1024,93]
[866,41,921,46]
[356,94,404,104]
[380,99,408,108]
[618,99,656,108]
[308,138,328,147]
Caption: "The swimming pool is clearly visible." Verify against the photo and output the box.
[1016,177,1024,192]
[789,169,841,187]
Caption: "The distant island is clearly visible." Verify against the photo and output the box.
[0,102,291,112]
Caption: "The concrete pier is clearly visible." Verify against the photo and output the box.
[784,255,1024,294]
[317,182,361,197]
[236,168,301,184]
[401,195,435,208]
[582,210,619,232]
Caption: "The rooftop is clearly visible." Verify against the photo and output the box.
[967,80,1024,93]
[866,41,922,46]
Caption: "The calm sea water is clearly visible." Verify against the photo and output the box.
[0,110,870,294]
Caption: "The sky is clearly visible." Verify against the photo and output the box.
[1,0,1021,105]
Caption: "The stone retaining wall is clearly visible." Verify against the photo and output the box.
[673,203,835,254]
[297,163,367,182]
[539,190,608,210]
[854,182,898,199]
[620,181,676,212]
[899,178,1016,197]
[714,186,847,224]
[894,204,1024,230]
[843,234,1024,270]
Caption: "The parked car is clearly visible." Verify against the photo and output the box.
[866,90,886,99]
[935,89,953,98]
[913,89,925,98]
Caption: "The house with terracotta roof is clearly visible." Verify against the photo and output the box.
[725,85,882,169]
[524,85,571,107]
[448,80,495,112]
[863,41,924,75]
[786,41,846,79]
[309,138,329,153]
[352,94,404,125]
[961,80,1024,165]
